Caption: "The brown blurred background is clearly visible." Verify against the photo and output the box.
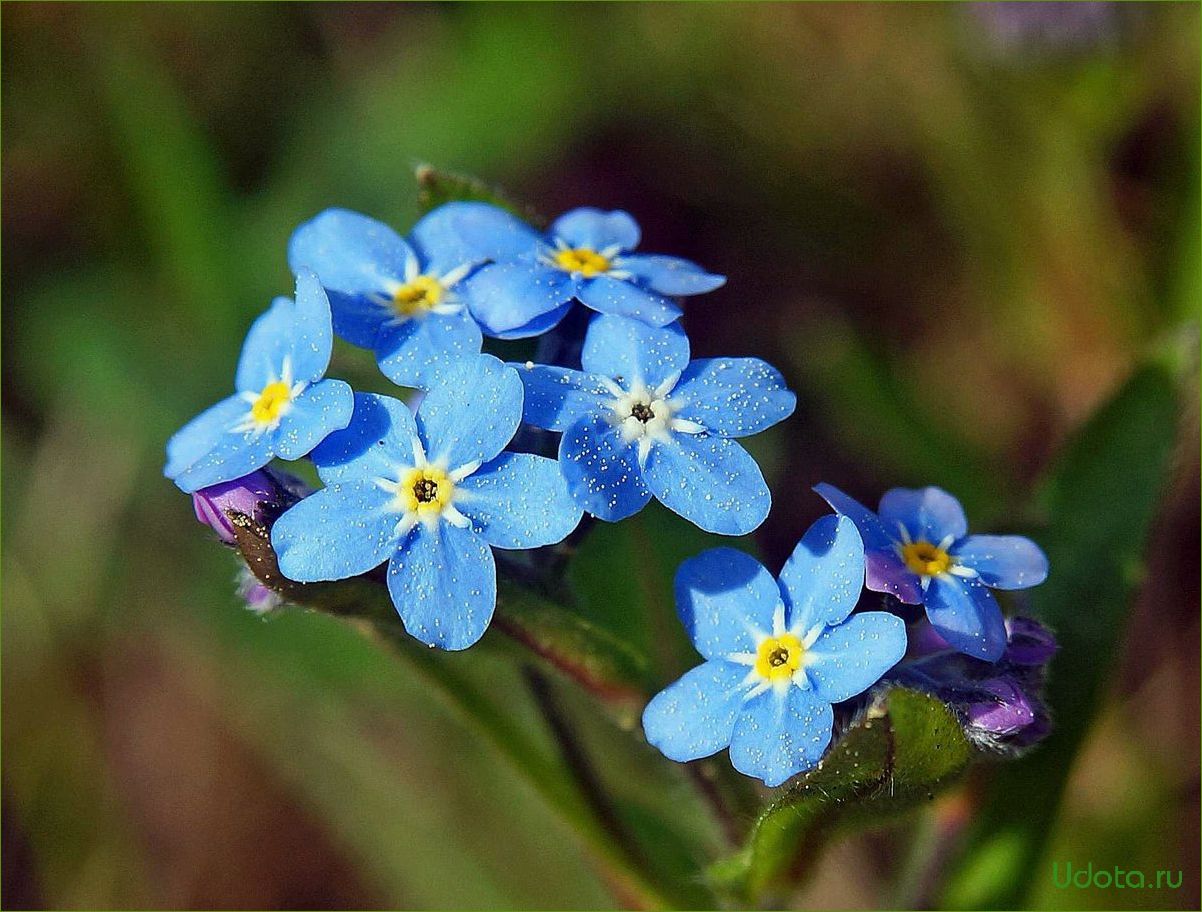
[2,3,1198,909]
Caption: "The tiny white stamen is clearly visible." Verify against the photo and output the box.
[449,461,481,483]
[670,418,706,435]
[440,262,473,288]
[404,253,421,282]
[771,602,787,637]
[442,504,470,528]
[654,372,681,399]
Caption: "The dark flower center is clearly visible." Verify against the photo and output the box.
[767,646,791,668]
[631,402,654,423]
[413,478,440,503]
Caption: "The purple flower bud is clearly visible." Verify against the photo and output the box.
[889,616,1057,753]
[237,566,284,615]
[965,678,1035,736]
[1003,616,1059,666]
[191,467,310,544]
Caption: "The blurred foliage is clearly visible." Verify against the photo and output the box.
[2,3,1198,909]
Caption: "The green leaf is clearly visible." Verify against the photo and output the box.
[414,163,531,220]
[939,356,1187,909]
[711,688,973,905]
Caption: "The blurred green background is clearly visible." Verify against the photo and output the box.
[2,3,1198,909]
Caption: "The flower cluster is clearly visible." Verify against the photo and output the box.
[169,191,1054,787]
[639,485,1053,785]
[167,202,790,649]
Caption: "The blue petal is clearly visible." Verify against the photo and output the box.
[235,272,335,391]
[951,534,1049,590]
[805,612,907,704]
[235,297,295,393]
[272,480,400,582]
[328,292,390,349]
[616,253,725,296]
[642,434,769,535]
[559,414,651,521]
[375,310,484,390]
[777,515,866,632]
[675,548,781,659]
[512,364,611,432]
[288,208,411,297]
[813,483,924,605]
[550,208,640,252]
[488,300,575,341]
[878,486,968,545]
[580,314,690,387]
[289,269,338,382]
[577,276,682,326]
[461,260,576,338]
[387,521,496,650]
[408,203,489,275]
[455,452,582,549]
[173,424,277,494]
[311,393,420,484]
[165,394,250,479]
[642,661,749,763]
[729,686,833,787]
[449,202,543,261]
[672,358,796,438]
[289,210,414,349]
[272,379,354,460]
[416,354,522,468]
[923,575,1007,662]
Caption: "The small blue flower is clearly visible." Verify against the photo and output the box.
[270,355,583,650]
[642,516,907,787]
[449,203,725,338]
[165,270,354,494]
[814,483,1049,662]
[288,206,487,388]
[515,314,795,535]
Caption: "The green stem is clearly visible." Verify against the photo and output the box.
[522,666,665,896]
[229,509,675,908]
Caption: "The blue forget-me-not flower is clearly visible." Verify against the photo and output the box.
[815,484,1049,662]
[271,355,583,650]
[448,203,725,338]
[642,516,907,786]
[165,270,354,494]
[515,314,795,535]
[288,207,486,388]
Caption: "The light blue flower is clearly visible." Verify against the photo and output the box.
[288,206,486,388]
[447,203,725,338]
[642,516,907,787]
[270,355,583,650]
[814,483,1049,662]
[514,314,794,535]
[165,270,354,494]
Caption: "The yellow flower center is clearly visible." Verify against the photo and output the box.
[553,247,611,277]
[901,541,952,577]
[754,633,804,682]
[250,381,293,425]
[391,275,444,316]
[395,465,454,517]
